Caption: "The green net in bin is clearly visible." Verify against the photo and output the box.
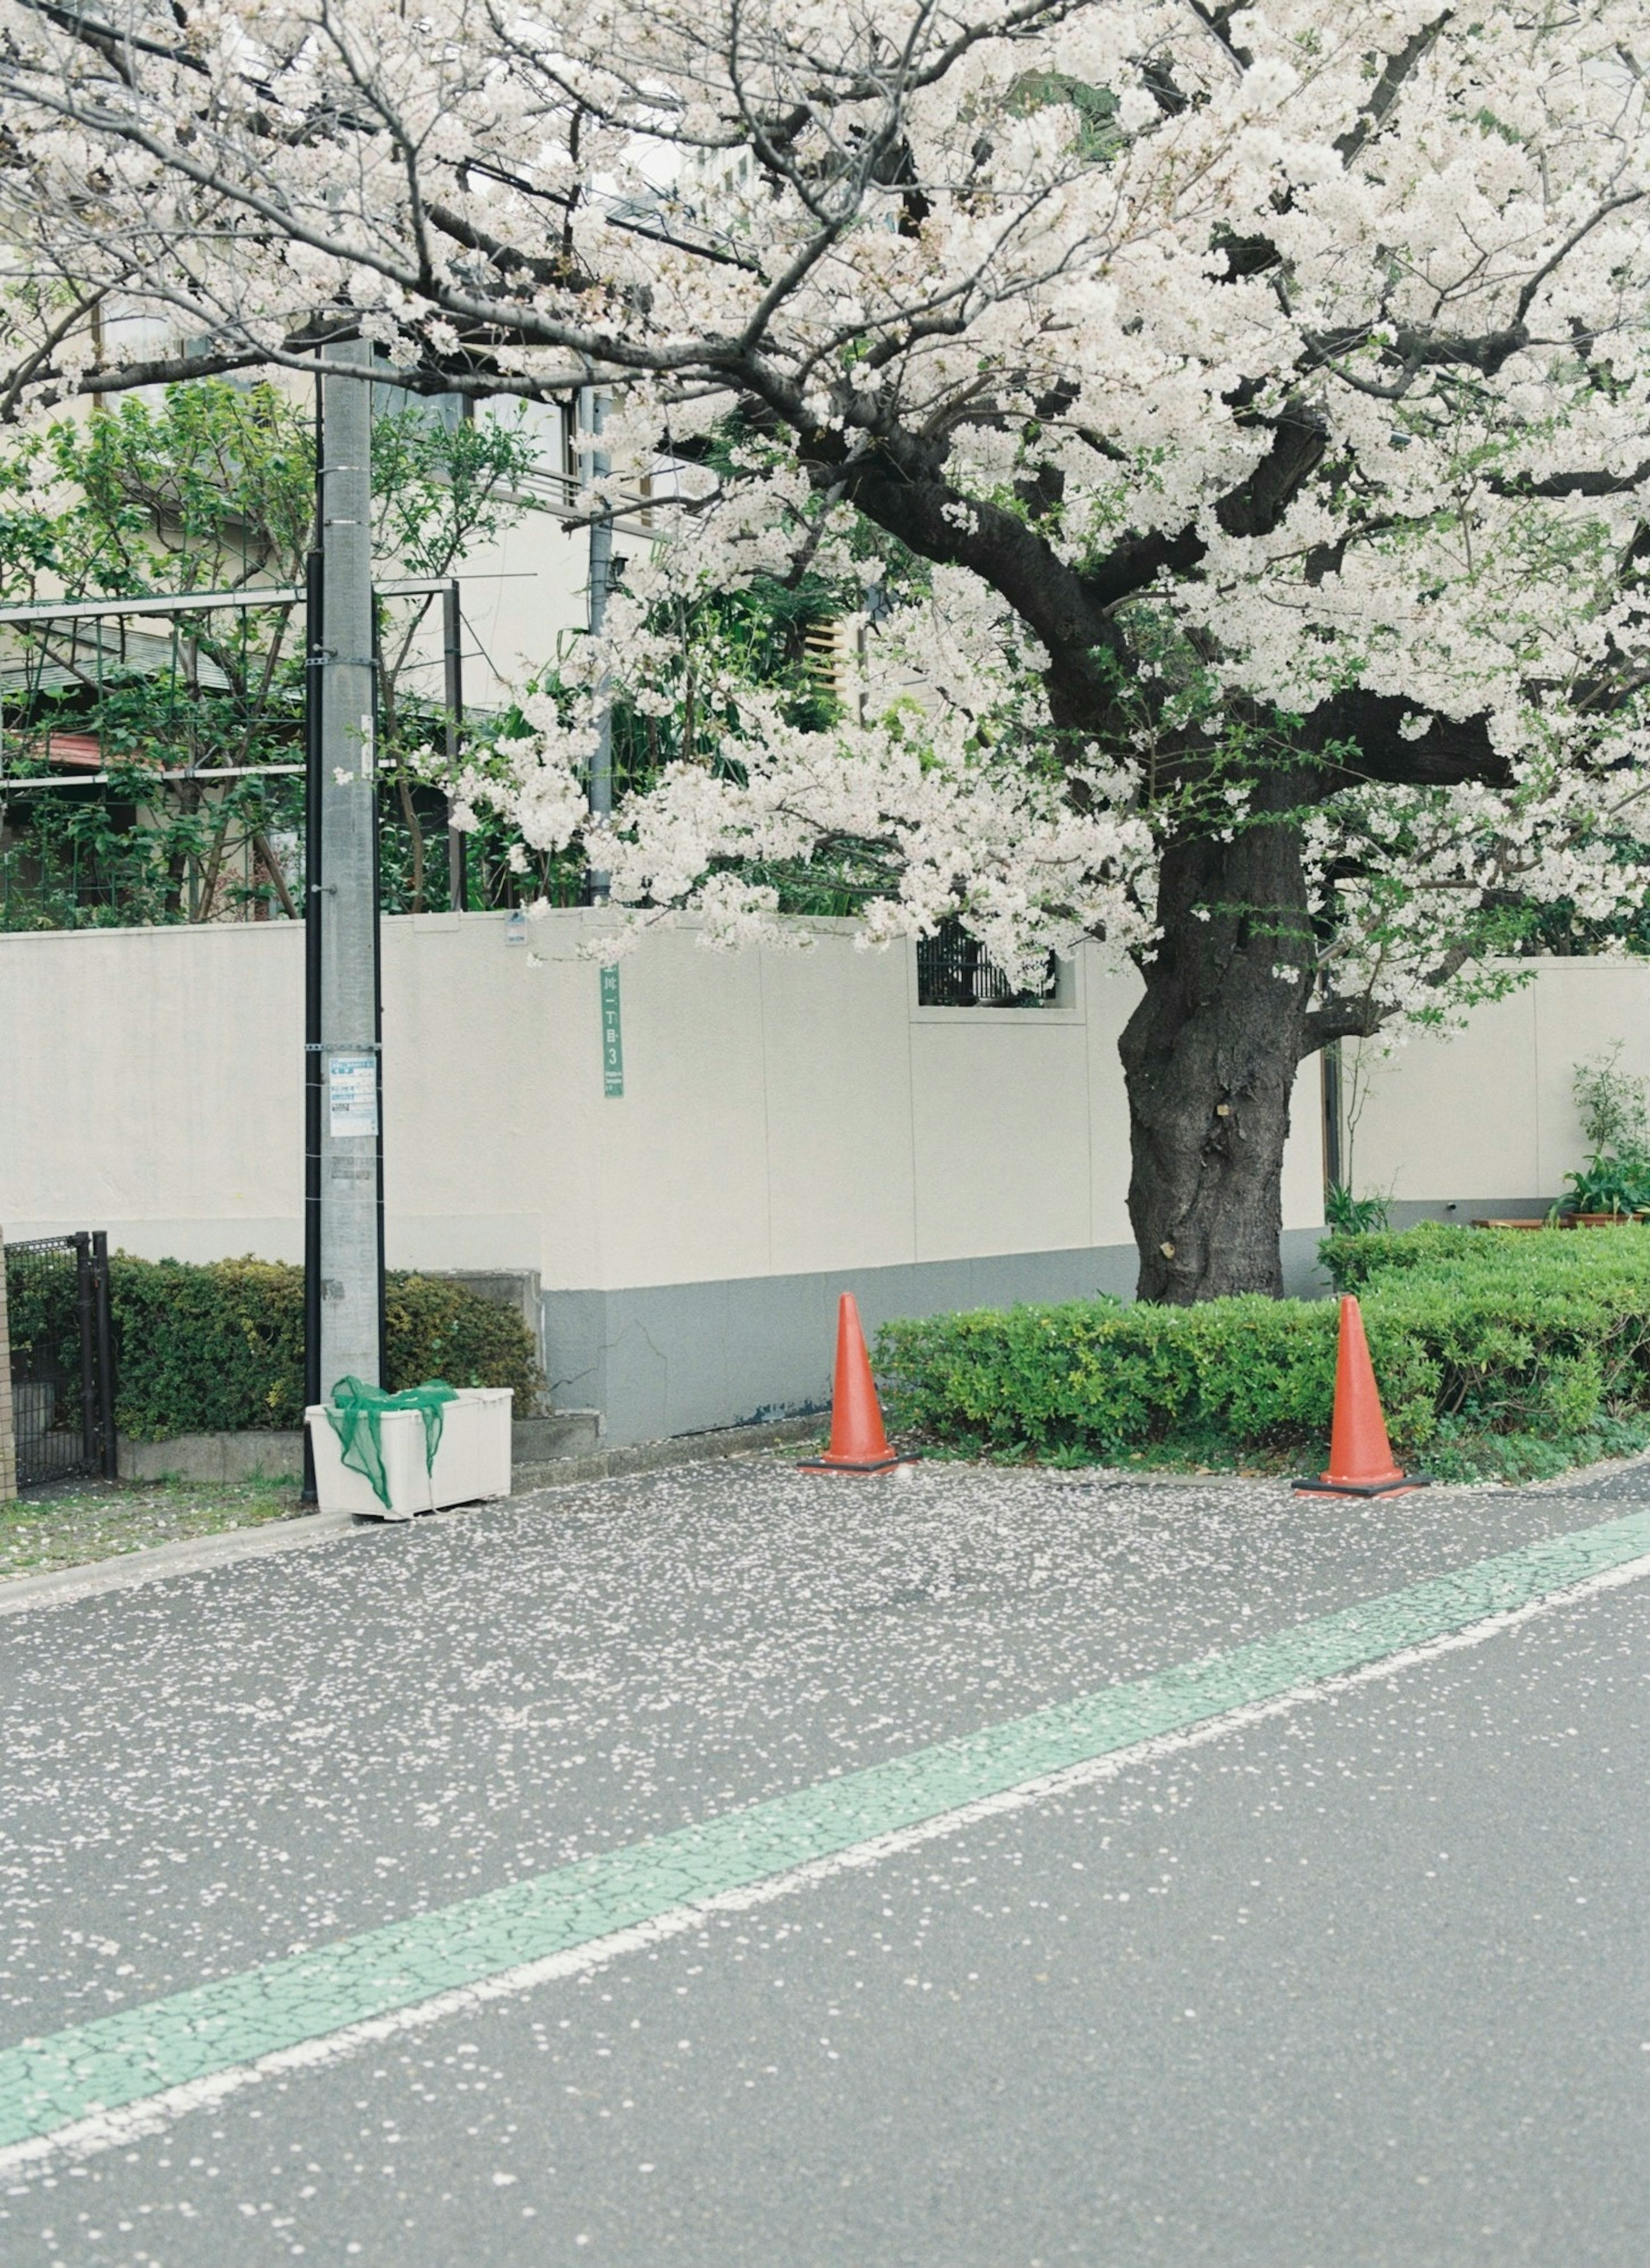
[325,1377,459,1510]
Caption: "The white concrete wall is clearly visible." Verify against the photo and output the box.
[393,488,593,715]
[1345,958,1650,1211]
[2,922,305,1263]
[0,910,1326,1284]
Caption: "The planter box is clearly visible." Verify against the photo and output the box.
[305,1388,513,1520]
[1473,1215,1650,1231]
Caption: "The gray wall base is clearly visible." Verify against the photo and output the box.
[1380,1197,1554,1228]
[116,1418,591,1486]
[118,1431,306,1484]
[545,1230,1331,1448]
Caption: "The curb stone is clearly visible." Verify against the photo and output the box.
[0,1510,360,1618]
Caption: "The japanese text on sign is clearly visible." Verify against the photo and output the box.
[328,1053,379,1137]
[600,966,624,1099]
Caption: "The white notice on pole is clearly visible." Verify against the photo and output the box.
[328,1054,379,1137]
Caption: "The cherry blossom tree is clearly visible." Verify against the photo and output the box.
[3,0,1648,1296]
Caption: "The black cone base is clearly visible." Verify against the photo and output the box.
[1292,1473,1431,1498]
[797,1451,913,1474]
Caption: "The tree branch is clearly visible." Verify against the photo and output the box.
[1299,690,1509,792]
[1073,402,1330,609]
[1301,995,1388,1052]
[1334,12,1452,164]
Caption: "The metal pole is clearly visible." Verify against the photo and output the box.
[579,386,613,900]
[302,540,324,1500]
[371,604,388,1379]
[73,1232,96,1472]
[443,580,466,912]
[1322,1041,1344,1195]
[315,335,384,1398]
[0,1228,17,1506]
[92,1231,116,1479]
[0,574,456,628]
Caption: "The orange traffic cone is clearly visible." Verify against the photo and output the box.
[798,1293,913,1475]
[1294,1294,1428,1498]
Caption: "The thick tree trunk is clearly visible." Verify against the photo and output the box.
[1119,772,1316,1303]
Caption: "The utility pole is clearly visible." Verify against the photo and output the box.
[443,580,466,912]
[306,334,384,1416]
[579,385,613,899]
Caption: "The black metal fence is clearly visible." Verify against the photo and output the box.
[5,1232,116,1487]
[916,918,1060,1008]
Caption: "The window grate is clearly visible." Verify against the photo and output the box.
[917,918,1060,1008]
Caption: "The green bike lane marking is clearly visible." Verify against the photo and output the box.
[4,1504,1649,2165]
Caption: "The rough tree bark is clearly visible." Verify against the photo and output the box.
[1113,702,1513,1300]
[1120,769,1317,1303]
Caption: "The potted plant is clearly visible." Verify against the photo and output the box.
[1561,1153,1650,1225]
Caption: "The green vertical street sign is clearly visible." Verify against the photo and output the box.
[600,964,624,1097]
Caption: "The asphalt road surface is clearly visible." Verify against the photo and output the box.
[0,1455,1644,2266]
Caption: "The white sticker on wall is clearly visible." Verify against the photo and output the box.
[328,1054,379,1138]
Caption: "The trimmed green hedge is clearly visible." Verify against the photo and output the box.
[875,1225,1650,1474]
[4,1253,542,1441]
[1319,1223,1505,1291]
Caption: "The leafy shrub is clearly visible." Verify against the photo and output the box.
[1318,1224,1487,1291]
[1327,1226,1650,1451]
[1573,1044,1649,1155]
[1563,1153,1650,1217]
[1323,1182,1392,1236]
[382,1274,541,1411]
[4,1252,541,1441]
[877,1295,1337,1460]
[877,1225,1650,1474]
[1321,1221,1650,1295]
[102,1258,309,1438]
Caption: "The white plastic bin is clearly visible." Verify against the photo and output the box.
[305,1387,513,1520]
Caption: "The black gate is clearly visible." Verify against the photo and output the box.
[5,1233,117,1488]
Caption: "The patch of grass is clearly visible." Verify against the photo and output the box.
[1420,1414,1650,1484]
[911,1407,1650,1486]
[988,1431,1295,1477]
[1087,1416,1650,1483]
[0,1475,306,1583]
